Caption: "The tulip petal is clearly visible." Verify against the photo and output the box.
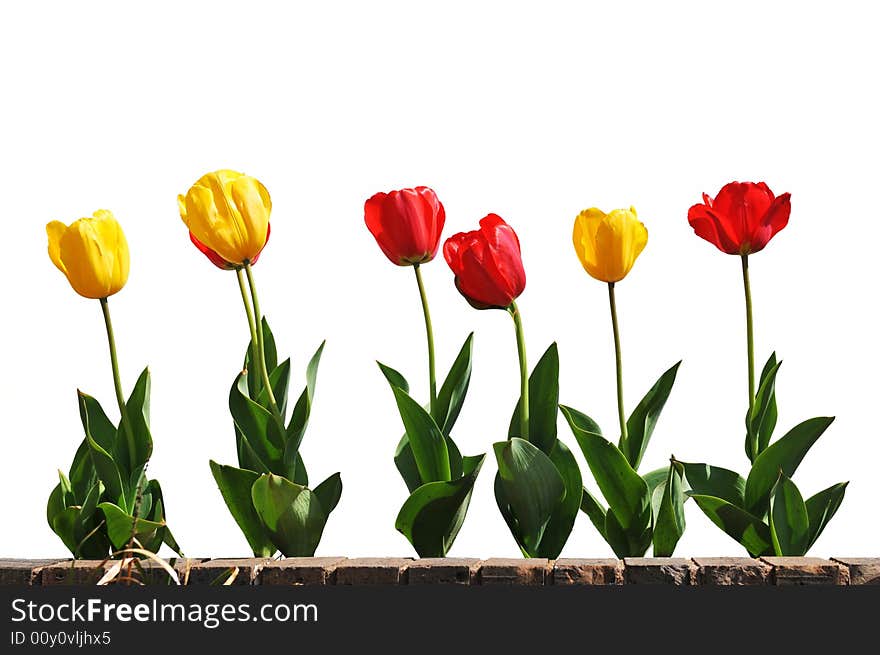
[46,221,68,275]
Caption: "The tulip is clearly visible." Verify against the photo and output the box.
[572,207,648,283]
[445,214,530,437]
[687,181,791,256]
[178,169,271,269]
[686,181,791,430]
[47,210,130,299]
[443,214,526,310]
[571,206,648,444]
[365,186,445,266]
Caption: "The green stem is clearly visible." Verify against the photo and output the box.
[608,283,627,444]
[243,264,283,425]
[99,298,137,479]
[741,254,755,412]
[509,301,529,440]
[236,268,260,365]
[413,264,437,414]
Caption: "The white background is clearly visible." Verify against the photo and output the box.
[1,1,877,559]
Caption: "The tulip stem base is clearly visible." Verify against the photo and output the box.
[413,264,437,415]
[608,283,628,445]
[509,301,529,440]
[741,254,755,412]
[243,264,284,427]
[99,297,137,489]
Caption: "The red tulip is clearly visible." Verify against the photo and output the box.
[364,186,446,266]
[443,214,526,309]
[188,225,271,270]
[688,181,791,255]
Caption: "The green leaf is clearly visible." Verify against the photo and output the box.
[744,416,835,515]
[433,333,474,435]
[805,481,848,551]
[78,392,125,508]
[121,367,154,477]
[68,438,95,502]
[390,386,451,483]
[493,438,565,554]
[691,494,773,557]
[313,472,343,516]
[98,502,165,551]
[76,480,105,535]
[143,479,183,556]
[509,343,559,454]
[680,461,746,507]
[396,454,485,557]
[530,440,582,558]
[245,317,279,399]
[393,433,422,493]
[229,373,284,474]
[652,462,686,557]
[51,507,82,555]
[286,341,326,454]
[209,461,275,557]
[251,473,327,557]
[745,354,781,462]
[561,405,649,531]
[622,361,681,470]
[258,358,291,418]
[769,472,810,556]
[580,488,608,540]
[377,361,409,394]
[47,477,67,530]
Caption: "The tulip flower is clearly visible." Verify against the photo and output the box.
[571,206,648,441]
[688,181,791,256]
[683,183,846,557]
[443,214,526,310]
[365,187,446,409]
[365,186,445,267]
[46,210,133,434]
[572,207,647,283]
[688,181,791,419]
[46,211,180,559]
[563,206,684,557]
[179,169,281,428]
[178,169,272,269]
[46,210,129,299]
[365,186,484,557]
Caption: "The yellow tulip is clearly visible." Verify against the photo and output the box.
[47,210,130,299]
[572,207,648,283]
[178,170,271,267]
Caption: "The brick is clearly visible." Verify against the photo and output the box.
[334,558,411,585]
[136,558,205,585]
[0,559,67,586]
[260,557,346,585]
[552,559,622,585]
[41,560,115,585]
[407,558,479,585]
[761,557,849,585]
[832,558,880,585]
[478,558,549,585]
[694,557,771,586]
[187,558,270,585]
[624,558,697,585]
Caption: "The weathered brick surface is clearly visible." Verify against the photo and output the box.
[624,558,697,585]
[334,558,411,585]
[187,558,270,585]
[0,559,66,586]
[407,558,479,585]
[832,558,880,585]
[552,559,622,585]
[478,558,549,585]
[260,557,346,585]
[694,557,771,586]
[136,558,204,585]
[41,560,115,586]
[761,557,849,585]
